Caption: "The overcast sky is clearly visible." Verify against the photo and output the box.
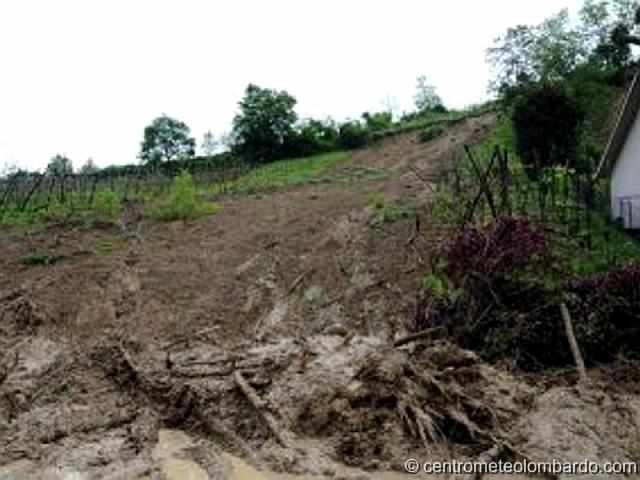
[1,0,584,171]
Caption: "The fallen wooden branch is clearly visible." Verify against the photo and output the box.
[394,327,443,348]
[408,164,436,193]
[560,302,588,383]
[233,371,291,447]
[406,215,421,246]
[287,268,315,294]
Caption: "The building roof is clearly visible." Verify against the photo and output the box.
[597,71,640,178]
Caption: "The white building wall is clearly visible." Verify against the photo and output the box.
[611,112,640,229]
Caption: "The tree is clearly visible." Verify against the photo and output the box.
[231,84,297,163]
[139,115,196,165]
[488,1,640,92]
[79,157,98,175]
[413,76,443,112]
[487,25,540,91]
[511,83,585,174]
[533,9,586,81]
[46,154,73,177]
[201,130,217,156]
[284,118,339,157]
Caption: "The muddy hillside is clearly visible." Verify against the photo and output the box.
[2,115,640,479]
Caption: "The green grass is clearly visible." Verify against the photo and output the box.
[211,151,349,195]
[2,151,347,228]
[94,236,126,255]
[370,102,499,142]
[368,192,421,224]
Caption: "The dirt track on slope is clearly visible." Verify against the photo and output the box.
[3,114,640,479]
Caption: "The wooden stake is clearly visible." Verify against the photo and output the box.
[560,302,588,383]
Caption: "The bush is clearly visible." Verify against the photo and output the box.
[511,83,585,175]
[442,216,549,286]
[22,250,61,266]
[284,119,339,157]
[362,111,393,132]
[568,264,640,362]
[150,170,220,221]
[419,125,445,143]
[338,121,369,149]
[416,216,562,369]
[93,189,121,221]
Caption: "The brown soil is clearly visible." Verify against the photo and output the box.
[2,115,640,479]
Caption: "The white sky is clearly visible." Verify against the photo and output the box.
[0,0,583,171]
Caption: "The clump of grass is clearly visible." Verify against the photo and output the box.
[22,250,61,266]
[150,169,221,221]
[369,193,387,210]
[369,192,418,224]
[94,236,126,254]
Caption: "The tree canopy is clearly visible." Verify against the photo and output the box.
[46,154,73,177]
[231,84,297,163]
[512,83,585,173]
[413,76,443,112]
[139,115,196,165]
[487,1,639,92]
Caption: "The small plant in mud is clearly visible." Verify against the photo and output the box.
[22,250,61,266]
[150,170,220,221]
[368,193,417,225]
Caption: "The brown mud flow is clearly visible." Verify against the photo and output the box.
[2,116,640,479]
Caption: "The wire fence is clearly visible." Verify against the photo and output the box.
[436,145,613,248]
[0,156,251,222]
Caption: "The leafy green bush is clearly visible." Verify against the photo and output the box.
[338,121,369,149]
[150,170,220,221]
[284,119,339,157]
[93,189,121,221]
[419,125,445,143]
[511,83,585,175]
[22,250,61,266]
[362,111,393,132]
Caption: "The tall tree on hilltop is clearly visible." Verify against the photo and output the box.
[46,154,73,177]
[139,115,196,165]
[231,84,297,163]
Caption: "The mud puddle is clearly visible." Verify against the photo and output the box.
[153,429,413,480]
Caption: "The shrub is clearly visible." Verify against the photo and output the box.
[419,125,445,143]
[511,83,585,175]
[362,111,393,132]
[416,216,562,369]
[568,264,640,362]
[93,189,121,221]
[22,250,60,266]
[338,121,369,150]
[442,216,549,286]
[284,119,339,157]
[150,170,220,221]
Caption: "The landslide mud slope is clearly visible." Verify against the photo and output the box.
[2,115,640,479]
